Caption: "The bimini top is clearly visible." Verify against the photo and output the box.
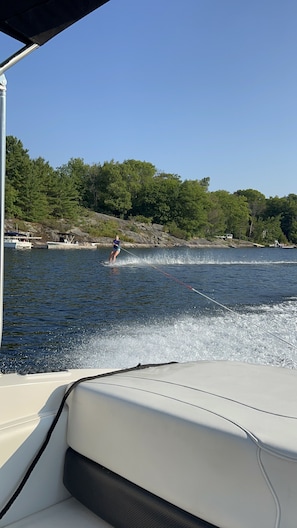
[0,0,110,46]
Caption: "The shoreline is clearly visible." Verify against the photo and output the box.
[4,216,263,250]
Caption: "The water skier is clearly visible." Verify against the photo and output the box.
[109,235,121,263]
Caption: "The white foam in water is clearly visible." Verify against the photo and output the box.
[67,299,297,370]
[115,249,297,267]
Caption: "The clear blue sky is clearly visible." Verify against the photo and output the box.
[1,0,296,198]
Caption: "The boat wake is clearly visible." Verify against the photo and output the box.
[62,298,297,371]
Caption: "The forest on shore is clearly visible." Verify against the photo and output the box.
[5,136,297,245]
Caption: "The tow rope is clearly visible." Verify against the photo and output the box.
[119,247,297,351]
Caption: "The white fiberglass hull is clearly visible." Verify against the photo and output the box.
[4,239,32,249]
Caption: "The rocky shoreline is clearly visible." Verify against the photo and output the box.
[5,213,254,249]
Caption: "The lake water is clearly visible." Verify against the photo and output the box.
[1,246,297,373]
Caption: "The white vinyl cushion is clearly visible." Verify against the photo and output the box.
[66,361,297,528]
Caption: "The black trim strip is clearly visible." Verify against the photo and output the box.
[64,448,218,528]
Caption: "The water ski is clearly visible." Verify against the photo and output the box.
[101,261,118,267]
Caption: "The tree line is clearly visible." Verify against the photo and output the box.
[5,135,297,244]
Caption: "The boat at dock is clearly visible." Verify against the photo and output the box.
[4,232,41,249]
[47,232,77,248]
[47,233,97,249]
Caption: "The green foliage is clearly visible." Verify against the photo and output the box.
[58,158,90,208]
[176,180,210,236]
[5,180,21,218]
[280,194,297,243]
[86,220,119,238]
[166,221,189,240]
[5,137,80,221]
[133,215,152,224]
[5,135,297,244]
[212,191,249,239]
[5,136,33,218]
[235,189,267,238]
[256,216,287,244]
[132,172,181,224]
[206,193,226,236]
[122,159,157,210]
[82,163,102,210]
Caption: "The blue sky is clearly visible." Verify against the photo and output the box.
[0,0,296,198]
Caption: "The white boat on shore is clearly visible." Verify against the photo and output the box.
[4,232,41,249]
[47,232,78,249]
[4,232,32,249]
[47,233,97,249]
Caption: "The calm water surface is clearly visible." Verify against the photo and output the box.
[1,246,297,372]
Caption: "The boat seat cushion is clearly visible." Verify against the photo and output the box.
[66,361,297,528]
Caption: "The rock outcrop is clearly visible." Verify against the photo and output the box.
[4,213,252,248]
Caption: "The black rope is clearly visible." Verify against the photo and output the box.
[0,361,176,520]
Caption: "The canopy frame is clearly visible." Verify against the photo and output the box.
[0,0,110,345]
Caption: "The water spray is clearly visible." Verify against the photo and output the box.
[119,247,297,352]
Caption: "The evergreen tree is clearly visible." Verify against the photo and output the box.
[5,136,33,219]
